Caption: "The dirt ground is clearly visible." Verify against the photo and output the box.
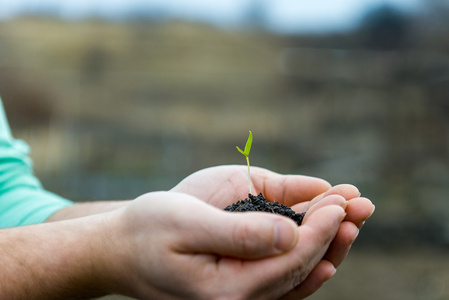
[310,247,449,300]
[96,247,449,300]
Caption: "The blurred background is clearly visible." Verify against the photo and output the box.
[0,0,448,299]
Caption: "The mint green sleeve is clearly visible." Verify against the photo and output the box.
[0,98,73,228]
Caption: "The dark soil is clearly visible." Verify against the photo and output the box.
[224,193,305,226]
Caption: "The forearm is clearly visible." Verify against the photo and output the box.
[45,200,130,222]
[0,214,122,299]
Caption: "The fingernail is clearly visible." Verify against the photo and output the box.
[360,204,375,226]
[357,220,366,228]
[323,266,337,285]
[273,220,298,253]
[351,228,360,244]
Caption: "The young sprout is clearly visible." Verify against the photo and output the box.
[236,131,253,195]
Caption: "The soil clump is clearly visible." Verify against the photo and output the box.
[224,193,305,226]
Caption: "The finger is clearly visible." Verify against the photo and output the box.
[311,198,375,271]
[177,207,299,259]
[241,204,346,299]
[293,198,373,270]
[305,184,360,209]
[344,197,375,228]
[280,259,336,300]
[292,205,346,273]
[305,197,374,268]
[323,184,361,200]
[292,194,347,224]
[323,221,359,267]
[291,184,359,214]
[251,167,332,206]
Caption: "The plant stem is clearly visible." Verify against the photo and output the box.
[246,156,252,195]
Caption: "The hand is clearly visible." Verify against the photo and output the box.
[171,165,375,298]
[281,185,374,299]
[106,191,350,300]
[171,165,332,209]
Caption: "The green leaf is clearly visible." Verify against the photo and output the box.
[236,146,246,156]
[236,131,253,195]
[236,131,252,157]
[244,131,253,156]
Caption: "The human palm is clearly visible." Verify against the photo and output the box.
[171,165,332,212]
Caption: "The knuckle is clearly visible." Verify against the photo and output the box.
[232,220,264,256]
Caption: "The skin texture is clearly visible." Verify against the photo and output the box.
[0,165,374,299]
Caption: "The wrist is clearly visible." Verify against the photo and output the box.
[46,200,131,222]
[52,213,121,298]
[90,209,137,297]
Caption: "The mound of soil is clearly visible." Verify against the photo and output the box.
[224,193,305,226]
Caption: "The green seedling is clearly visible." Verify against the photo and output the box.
[236,131,253,195]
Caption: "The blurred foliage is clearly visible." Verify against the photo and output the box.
[0,4,448,254]
[357,5,411,50]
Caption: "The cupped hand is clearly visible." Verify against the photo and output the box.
[171,165,375,298]
[281,185,374,299]
[171,165,332,209]
[109,191,349,300]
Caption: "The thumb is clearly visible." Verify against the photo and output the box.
[180,207,299,260]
